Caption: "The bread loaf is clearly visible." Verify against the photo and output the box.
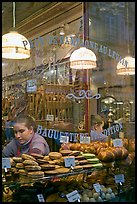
[48,152,62,160]
[97,150,115,162]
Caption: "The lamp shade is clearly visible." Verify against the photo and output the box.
[70,47,96,69]
[116,56,135,75]
[2,31,30,59]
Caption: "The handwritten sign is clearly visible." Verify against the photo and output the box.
[115,174,125,184]
[93,183,101,193]
[37,194,45,202]
[27,79,37,92]
[66,190,80,202]
[113,139,123,147]
[46,114,54,121]
[2,158,11,169]
[64,157,75,167]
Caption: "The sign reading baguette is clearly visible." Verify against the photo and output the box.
[37,125,81,142]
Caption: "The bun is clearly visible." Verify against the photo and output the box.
[22,154,36,161]
[30,153,44,159]
[59,149,73,156]
[25,165,41,171]
[23,160,39,166]
[48,152,62,160]
[16,163,24,169]
[12,157,23,163]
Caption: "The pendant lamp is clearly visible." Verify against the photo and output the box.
[116,2,135,75]
[70,47,97,69]
[2,2,30,59]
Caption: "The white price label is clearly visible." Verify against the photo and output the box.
[80,135,90,144]
[113,139,123,147]
[66,190,80,202]
[2,158,11,169]
[64,157,75,167]
[93,183,101,192]
[115,174,125,184]
[27,79,37,92]
[46,114,54,121]
[37,194,45,202]
[60,136,69,143]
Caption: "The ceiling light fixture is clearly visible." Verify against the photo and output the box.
[116,2,135,75]
[59,25,65,36]
[2,2,30,59]
[70,47,97,69]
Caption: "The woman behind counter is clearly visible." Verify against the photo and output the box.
[90,114,108,142]
[2,114,50,157]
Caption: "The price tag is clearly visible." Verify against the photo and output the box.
[37,194,45,202]
[115,174,125,184]
[113,139,123,147]
[80,135,90,144]
[64,157,75,167]
[2,158,11,169]
[93,183,101,192]
[60,136,69,143]
[27,79,37,92]
[46,114,54,121]
[66,190,80,202]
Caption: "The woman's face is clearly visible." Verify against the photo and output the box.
[94,122,104,133]
[14,122,33,144]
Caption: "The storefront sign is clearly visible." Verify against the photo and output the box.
[26,35,128,67]
[103,122,123,136]
[36,125,88,142]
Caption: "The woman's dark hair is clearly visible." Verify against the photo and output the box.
[14,114,36,130]
[90,114,104,127]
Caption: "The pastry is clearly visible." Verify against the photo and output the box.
[15,163,24,169]
[30,153,44,159]
[48,152,62,160]
[27,171,44,178]
[23,160,39,166]
[59,149,73,156]
[25,165,41,171]
[12,157,23,163]
[55,167,70,174]
[40,164,55,170]
[21,154,36,161]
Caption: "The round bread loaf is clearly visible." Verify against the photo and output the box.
[48,152,62,160]
[97,150,115,162]
[22,154,36,161]
[23,160,39,166]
